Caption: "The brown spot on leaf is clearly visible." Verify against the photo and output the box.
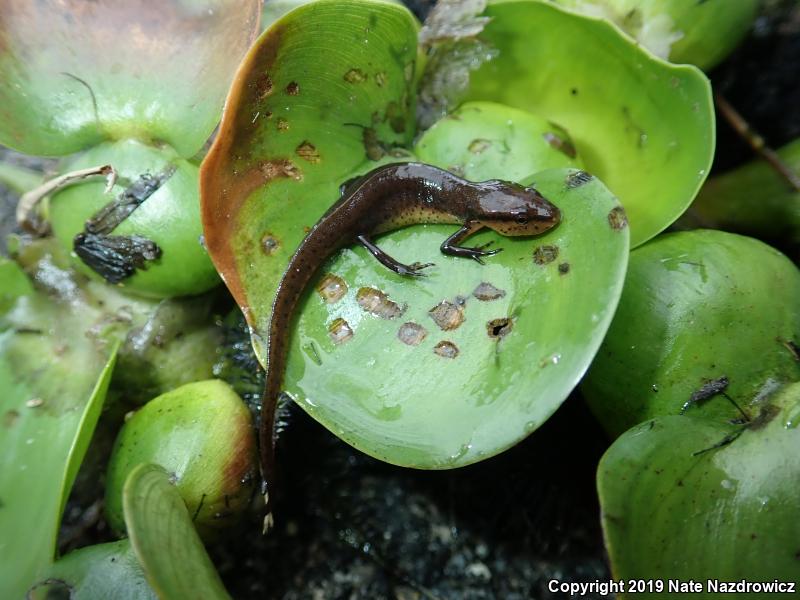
[487,318,512,338]
[344,68,367,83]
[361,127,386,161]
[295,141,321,163]
[533,245,559,265]
[254,73,274,100]
[285,81,299,95]
[357,287,405,319]
[558,262,570,275]
[3,409,20,428]
[385,101,406,134]
[781,338,800,361]
[433,340,459,359]
[316,274,347,304]
[260,233,281,255]
[468,139,491,154]
[473,282,506,301]
[429,300,465,331]
[276,117,289,131]
[608,206,628,230]
[329,318,353,345]
[259,159,302,181]
[397,322,428,346]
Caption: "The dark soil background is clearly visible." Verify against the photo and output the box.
[1,1,798,598]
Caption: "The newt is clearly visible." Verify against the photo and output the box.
[260,162,561,531]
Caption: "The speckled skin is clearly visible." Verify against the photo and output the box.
[260,163,560,528]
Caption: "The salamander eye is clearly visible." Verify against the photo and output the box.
[515,215,528,224]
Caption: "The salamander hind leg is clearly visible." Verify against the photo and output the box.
[357,234,435,277]
[440,221,503,265]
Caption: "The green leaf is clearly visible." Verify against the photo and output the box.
[582,229,800,437]
[0,290,118,598]
[201,0,419,337]
[598,382,800,588]
[415,101,582,180]
[28,540,156,600]
[0,0,261,157]
[0,256,34,315]
[463,0,715,247]
[687,139,800,244]
[0,161,44,195]
[551,0,759,70]
[281,168,628,467]
[49,139,220,298]
[124,463,231,600]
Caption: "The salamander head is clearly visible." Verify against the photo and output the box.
[471,180,561,236]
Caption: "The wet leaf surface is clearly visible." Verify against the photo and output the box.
[28,540,156,600]
[583,229,800,437]
[282,168,628,467]
[598,382,800,589]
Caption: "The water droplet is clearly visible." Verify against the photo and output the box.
[784,400,800,429]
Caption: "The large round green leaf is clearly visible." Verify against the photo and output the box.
[201,0,632,466]
[598,383,800,589]
[463,0,715,247]
[281,168,628,467]
[0,0,261,157]
[583,229,800,437]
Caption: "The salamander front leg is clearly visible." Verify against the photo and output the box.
[441,221,502,265]
[357,234,434,276]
